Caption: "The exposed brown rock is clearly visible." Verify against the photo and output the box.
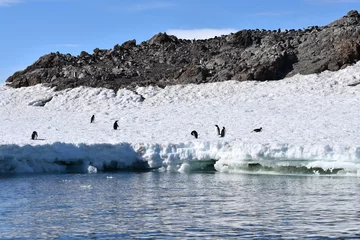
[5,10,360,91]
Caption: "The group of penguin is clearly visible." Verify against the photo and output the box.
[92,115,120,130]
[191,125,225,139]
[31,114,115,140]
[30,114,262,141]
[190,125,262,139]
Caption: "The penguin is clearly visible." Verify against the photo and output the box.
[191,130,198,139]
[251,127,262,133]
[215,125,221,135]
[90,115,95,123]
[31,131,38,140]
[134,91,146,102]
[113,120,119,130]
[220,127,226,137]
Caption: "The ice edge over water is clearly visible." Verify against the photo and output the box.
[0,141,360,175]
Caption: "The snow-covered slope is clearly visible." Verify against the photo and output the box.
[1,63,360,174]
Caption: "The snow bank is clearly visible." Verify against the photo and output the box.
[1,62,360,175]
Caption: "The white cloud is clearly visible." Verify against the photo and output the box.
[0,0,21,6]
[166,29,238,40]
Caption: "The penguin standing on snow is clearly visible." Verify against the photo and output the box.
[90,115,95,123]
[191,130,198,139]
[113,120,119,130]
[31,131,38,140]
[215,125,221,135]
[220,127,226,137]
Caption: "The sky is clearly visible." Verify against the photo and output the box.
[1,60,360,174]
[0,0,359,83]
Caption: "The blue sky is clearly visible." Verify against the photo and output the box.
[0,0,359,83]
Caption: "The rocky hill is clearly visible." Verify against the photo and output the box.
[5,10,360,91]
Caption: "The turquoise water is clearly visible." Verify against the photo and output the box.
[0,172,359,239]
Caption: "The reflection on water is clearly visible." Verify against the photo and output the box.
[0,172,359,239]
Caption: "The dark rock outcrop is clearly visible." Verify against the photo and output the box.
[6,10,360,91]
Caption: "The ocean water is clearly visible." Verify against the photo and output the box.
[0,172,359,239]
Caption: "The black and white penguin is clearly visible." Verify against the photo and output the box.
[220,127,226,137]
[191,130,198,139]
[215,125,221,135]
[113,120,119,130]
[90,115,95,123]
[251,127,262,133]
[31,131,38,140]
[134,91,146,102]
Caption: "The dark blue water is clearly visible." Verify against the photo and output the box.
[0,172,359,239]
